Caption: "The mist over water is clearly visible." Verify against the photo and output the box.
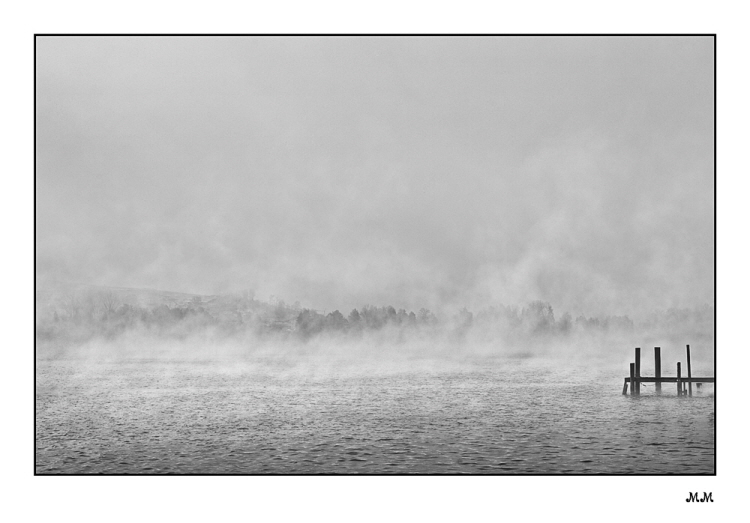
[35,287,715,474]
[36,355,714,474]
[35,36,714,474]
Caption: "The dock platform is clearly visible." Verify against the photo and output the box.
[622,345,714,396]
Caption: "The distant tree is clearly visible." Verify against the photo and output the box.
[418,308,437,325]
[274,301,289,322]
[575,315,600,331]
[558,311,572,334]
[99,291,120,317]
[608,315,634,331]
[296,309,325,337]
[385,306,397,324]
[325,310,348,330]
[60,293,81,320]
[360,305,385,330]
[521,301,555,334]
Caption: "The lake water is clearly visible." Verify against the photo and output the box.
[35,354,714,474]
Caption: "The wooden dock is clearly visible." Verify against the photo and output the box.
[622,345,714,396]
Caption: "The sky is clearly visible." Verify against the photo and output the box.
[35,36,714,317]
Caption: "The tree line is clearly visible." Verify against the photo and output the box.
[35,289,714,345]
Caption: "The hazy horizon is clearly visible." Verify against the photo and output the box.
[36,36,714,319]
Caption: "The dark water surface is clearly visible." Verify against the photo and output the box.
[36,356,714,474]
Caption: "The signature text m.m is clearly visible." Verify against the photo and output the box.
[686,492,713,503]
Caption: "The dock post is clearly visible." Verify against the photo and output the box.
[687,345,693,396]
[654,347,662,394]
[677,362,682,396]
[629,363,636,395]
[635,347,641,395]
[622,379,628,395]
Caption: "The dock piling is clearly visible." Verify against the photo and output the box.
[622,345,712,395]
[635,347,641,395]
[687,345,693,396]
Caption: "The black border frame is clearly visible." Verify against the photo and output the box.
[34,33,717,476]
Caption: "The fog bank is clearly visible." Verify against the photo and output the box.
[36,36,714,319]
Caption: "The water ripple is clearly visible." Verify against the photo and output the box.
[36,359,714,474]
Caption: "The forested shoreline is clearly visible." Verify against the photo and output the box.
[35,287,714,350]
